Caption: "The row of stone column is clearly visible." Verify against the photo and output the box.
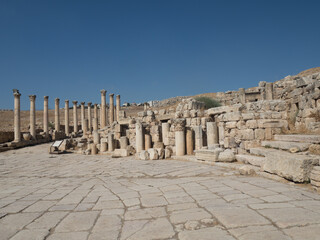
[13,90,121,142]
[135,120,219,156]
[100,90,121,127]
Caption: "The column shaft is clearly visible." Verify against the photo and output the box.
[13,92,21,142]
[116,95,120,121]
[135,122,144,153]
[55,98,60,131]
[43,96,49,135]
[29,95,36,139]
[109,94,114,124]
[65,100,69,135]
[100,90,107,128]
[73,101,78,133]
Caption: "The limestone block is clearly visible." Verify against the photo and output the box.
[148,148,159,160]
[119,136,128,149]
[139,150,149,160]
[183,110,191,118]
[236,120,246,130]
[100,142,107,152]
[138,111,147,117]
[240,129,254,140]
[153,142,164,149]
[156,148,165,159]
[239,165,257,175]
[217,149,236,162]
[254,129,265,140]
[195,148,222,162]
[309,144,320,155]
[159,109,166,115]
[257,119,288,128]
[222,112,241,121]
[226,121,237,129]
[190,110,197,118]
[113,149,130,157]
[242,113,255,120]
[165,147,172,159]
[243,140,261,150]
[246,120,257,129]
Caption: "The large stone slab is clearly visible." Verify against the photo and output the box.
[195,149,222,162]
[178,227,235,240]
[236,154,265,167]
[274,134,320,143]
[250,148,319,182]
[261,140,311,151]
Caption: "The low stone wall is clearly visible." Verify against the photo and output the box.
[0,131,14,143]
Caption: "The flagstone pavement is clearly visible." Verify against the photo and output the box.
[1,143,320,240]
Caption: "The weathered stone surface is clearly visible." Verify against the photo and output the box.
[274,134,320,143]
[55,212,99,232]
[113,149,130,157]
[217,149,235,162]
[195,149,222,162]
[236,154,265,167]
[179,227,235,240]
[261,140,310,151]
[250,147,319,182]
[148,148,159,160]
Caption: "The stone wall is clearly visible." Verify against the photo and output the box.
[0,131,14,143]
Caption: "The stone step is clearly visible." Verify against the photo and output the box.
[194,149,221,162]
[274,134,320,143]
[235,154,265,167]
[261,140,311,152]
[249,147,319,182]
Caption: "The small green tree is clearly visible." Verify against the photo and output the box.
[194,97,221,109]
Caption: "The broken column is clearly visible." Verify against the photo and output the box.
[108,132,114,151]
[175,119,186,156]
[135,121,144,153]
[55,98,60,131]
[43,96,49,136]
[100,90,107,128]
[186,128,194,155]
[162,122,170,146]
[218,122,225,146]
[145,134,152,150]
[116,95,120,122]
[120,136,128,149]
[109,93,114,124]
[13,90,21,142]
[193,125,203,150]
[72,101,78,133]
[206,122,219,149]
[65,100,69,135]
[266,82,274,100]
[239,88,246,104]
[83,119,89,135]
[87,102,92,132]
[80,102,85,131]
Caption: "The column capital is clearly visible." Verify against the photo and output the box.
[87,102,92,106]
[100,89,107,96]
[109,93,114,97]
[65,100,69,103]
[13,92,21,97]
[94,103,98,107]
[44,96,49,100]
[55,98,60,103]
[116,94,120,98]
[29,95,36,101]
[80,102,85,105]
[72,101,78,105]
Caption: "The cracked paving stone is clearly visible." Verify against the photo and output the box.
[55,211,99,232]
[178,227,236,240]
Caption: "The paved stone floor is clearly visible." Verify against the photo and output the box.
[1,144,320,239]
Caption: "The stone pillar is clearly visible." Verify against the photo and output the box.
[87,102,92,132]
[100,90,107,128]
[101,141,107,152]
[93,130,100,144]
[13,91,21,142]
[43,96,49,135]
[162,122,170,146]
[239,88,246,104]
[91,144,97,155]
[218,122,225,145]
[116,95,120,122]
[72,101,78,133]
[55,98,60,131]
[136,121,144,153]
[206,122,219,149]
[65,100,69,135]
[193,125,203,150]
[29,95,36,139]
[144,103,148,111]
[175,119,186,156]
[93,118,98,131]
[108,133,114,152]
[120,136,128,149]
[94,103,98,119]
[145,134,152,150]
[109,93,114,124]
[186,128,194,155]
[83,119,88,135]
[80,102,85,131]
[266,83,274,100]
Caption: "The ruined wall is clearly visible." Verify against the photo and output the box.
[0,132,14,143]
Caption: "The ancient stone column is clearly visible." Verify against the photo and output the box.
[186,128,194,155]
[94,103,98,119]
[83,119,88,135]
[93,117,98,131]
[55,98,60,131]
[91,144,97,155]
[145,134,152,150]
[175,119,186,156]
[13,91,21,142]
[266,83,274,100]
[100,90,107,128]
[239,88,246,104]
[116,95,121,122]
[108,133,114,152]
[120,136,128,149]
[109,93,114,124]
[87,102,92,132]
[193,125,203,150]
[65,100,69,135]
[162,122,170,146]
[206,122,219,149]
[29,95,36,139]
[136,121,144,153]
[93,129,100,144]
[218,122,225,145]
[80,102,85,131]
[72,101,78,133]
[43,96,49,135]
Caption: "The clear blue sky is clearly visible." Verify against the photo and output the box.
[1,0,319,110]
